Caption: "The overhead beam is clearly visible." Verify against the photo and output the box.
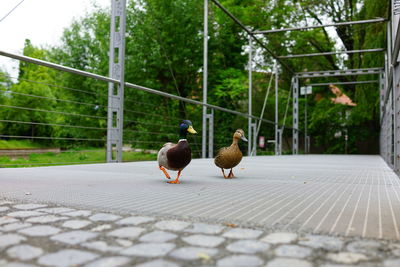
[210,0,294,74]
[254,18,387,34]
[307,80,379,87]
[278,48,385,59]
[296,68,384,78]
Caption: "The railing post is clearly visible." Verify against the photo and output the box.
[206,109,214,158]
[248,35,253,156]
[274,61,279,155]
[278,128,283,155]
[252,122,257,156]
[107,0,126,163]
[292,77,299,154]
[380,70,385,121]
[202,0,209,159]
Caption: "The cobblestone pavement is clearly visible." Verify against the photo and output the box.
[1,200,400,267]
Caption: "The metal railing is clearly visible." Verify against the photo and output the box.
[0,50,288,167]
[379,0,400,174]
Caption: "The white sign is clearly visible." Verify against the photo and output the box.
[334,131,342,138]
[259,136,265,148]
[300,86,312,95]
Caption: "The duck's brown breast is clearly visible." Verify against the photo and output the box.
[167,140,192,170]
[214,145,243,169]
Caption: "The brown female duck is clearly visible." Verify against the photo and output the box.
[214,129,247,178]
[157,120,197,184]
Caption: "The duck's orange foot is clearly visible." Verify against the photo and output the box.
[159,166,171,179]
[167,170,181,184]
[167,179,180,184]
[227,169,235,178]
[221,168,231,179]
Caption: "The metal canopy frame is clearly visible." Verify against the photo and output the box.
[296,68,384,78]
[208,0,387,156]
[278,48,385,59]
[254,18,387,34]
[307,80,379,87]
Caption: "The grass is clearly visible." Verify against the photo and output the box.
[0,140,45,149]
[0,145,157,168]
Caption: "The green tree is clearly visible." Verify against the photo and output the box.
[0,69,13,134]
[3,40,57,143]
[50,8,111,147]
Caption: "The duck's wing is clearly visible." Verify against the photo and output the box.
[157,142,175,169]
[214,146,229,168]
[214,145,243,169]
[166,140,192,170]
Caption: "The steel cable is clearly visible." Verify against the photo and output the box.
[0,119,107,131]
[0,104,107,120]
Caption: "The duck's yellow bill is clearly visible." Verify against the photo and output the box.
[188,126,197,134]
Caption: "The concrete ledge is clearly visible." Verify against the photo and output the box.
[0,148,61,156]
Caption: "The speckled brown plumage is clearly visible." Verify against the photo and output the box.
[214,129,247,178]
[214,144,242,169]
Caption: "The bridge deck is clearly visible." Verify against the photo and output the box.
[0,155,399,240]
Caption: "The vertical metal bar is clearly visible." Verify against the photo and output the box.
[202,0,208,158]
[252,123,257,156]
[382,53,388,163]
[107,0,126,163]
[293,77,299,154]
[391,89,395,167]
[380,71,385,120]
[248,35,253,156]
[304,87,307,153]
[387,90,392,166]
[392,0,400,173]
[388,21,393,75]
[385,16,393,166]
[208,109,214,158]
[395,79,399,172]
[274,61,279,155]
[386,92,393,166]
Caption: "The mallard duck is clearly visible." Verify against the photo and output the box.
[214,129,247,178]
[157,120,197,184]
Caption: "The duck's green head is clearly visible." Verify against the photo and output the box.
[179,120,197,139]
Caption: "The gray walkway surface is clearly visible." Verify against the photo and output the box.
[0,155,399,240]
[1,155,400,266]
